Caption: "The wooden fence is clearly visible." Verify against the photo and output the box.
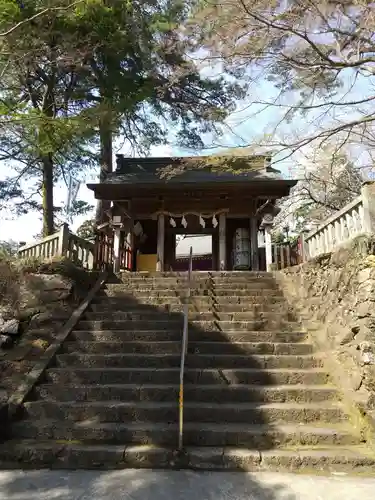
[272,241,301,270]
[94,231,114,271]
[257,239,302,271]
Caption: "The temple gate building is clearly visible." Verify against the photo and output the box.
[88,155,297,272]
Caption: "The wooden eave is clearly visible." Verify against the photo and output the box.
[87,179,297,201]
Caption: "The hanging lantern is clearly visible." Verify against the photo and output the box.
[212,215,218,228]
[181,215,188,228]
[199,215,206,228]
[170,217,176,227]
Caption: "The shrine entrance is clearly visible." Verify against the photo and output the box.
[127,214,218,272]
[164,214,218,271]
[88,155,297,273]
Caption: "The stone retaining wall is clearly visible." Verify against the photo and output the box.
[277,235,375,432]
[0,258,97,399]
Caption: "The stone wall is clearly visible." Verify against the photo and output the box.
[277,235,375,434]
[0,258,98,399]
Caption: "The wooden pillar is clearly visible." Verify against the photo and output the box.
[125,230,132,270]
[265,226,272,272]
[300,230,308,262]
[156,214,165,271]
[113,228,121,273]
[212,232,219,271]
[219,213,226,270]
[250,217,259,271]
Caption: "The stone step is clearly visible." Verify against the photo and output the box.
[46,367,329,385]
[9,421,359,448]
[63,341,314,356]
[119,276,276,283]
[84,311,295,322]
[119,276,275,282]
[107,277,278,284]
[101,289,284,298]
[117,279,280,292]
[75,320,301,332]
[119,272,274,282]
[1,441,373,472]
[119,271,274,279]
[70,330,307,343]
[24,401,346,424]
[91,303,289,314]
[56,353,322,369]
[91,296,286,306]
[34,383,338,403]
[105,283,279,292]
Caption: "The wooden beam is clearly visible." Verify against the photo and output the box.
[113,201,132,219]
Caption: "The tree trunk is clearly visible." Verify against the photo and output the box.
[39,72,56,237]
[42,153,54,236]
[95,110,113,225]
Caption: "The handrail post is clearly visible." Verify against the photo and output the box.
[178,246,193,452]
[57,223,70,258]
[362,182,375,234]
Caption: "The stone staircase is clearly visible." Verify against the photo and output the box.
[1,271,374,472]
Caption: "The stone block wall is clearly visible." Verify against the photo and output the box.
[0,258,98,399]
[277,235,375,431]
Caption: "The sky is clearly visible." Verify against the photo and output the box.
[0,169,97,244]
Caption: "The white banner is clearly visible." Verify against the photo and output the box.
[66,176,80,221]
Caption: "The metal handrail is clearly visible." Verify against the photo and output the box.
[178,246,193,451]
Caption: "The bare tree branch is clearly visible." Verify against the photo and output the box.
[189,0,375,157]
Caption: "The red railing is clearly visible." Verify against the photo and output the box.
[119,242,132,272]
[94,232,114,271]
[273,241,301,270]
[94,231,133,272]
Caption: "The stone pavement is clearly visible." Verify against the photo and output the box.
[0,469,374,500]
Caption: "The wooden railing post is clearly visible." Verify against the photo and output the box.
[299,230,308,262]
[93,231,101,270]
[272,243,277,270]
[57,223,70,257]
[286,244,291,267]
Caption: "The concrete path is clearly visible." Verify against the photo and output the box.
[0,469,374,500]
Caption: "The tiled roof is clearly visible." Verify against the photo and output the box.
[102,155,283,185]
